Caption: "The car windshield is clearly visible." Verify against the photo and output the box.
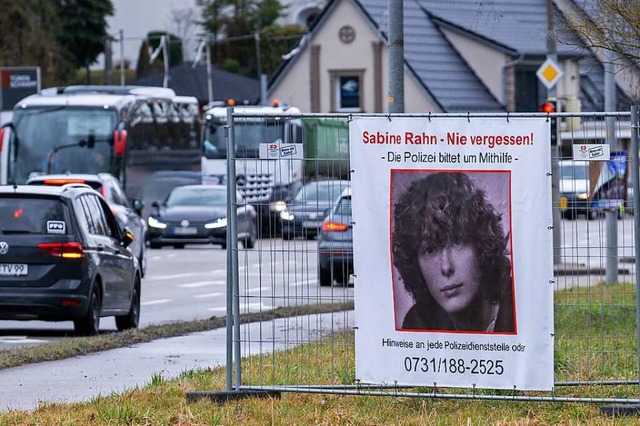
[560,163,589,180]
[293,181,348,203]
[165,187,227,206]
[203,119,286,159]
[0,197,67,235]
[11,107,118,182]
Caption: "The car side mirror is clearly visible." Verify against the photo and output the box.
[133,199,144,216]
[120,227,135,248]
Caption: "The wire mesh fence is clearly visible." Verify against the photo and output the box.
[222,109,640,405]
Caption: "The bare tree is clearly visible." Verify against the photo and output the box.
[559,0,640,67]
[171,7,199,60]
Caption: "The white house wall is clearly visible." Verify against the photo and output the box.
[271,0,438,112]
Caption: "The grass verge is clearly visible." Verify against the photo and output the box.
[0,302,353,370]
[2,283,640,424]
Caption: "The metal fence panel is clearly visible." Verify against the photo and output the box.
[224,109,640,404]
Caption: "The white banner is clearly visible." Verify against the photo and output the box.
[350,116,554,391]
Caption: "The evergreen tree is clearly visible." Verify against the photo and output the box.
[56,0,115,81]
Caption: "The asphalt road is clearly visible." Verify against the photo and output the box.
[0,238,355,350]
[0,215,636,349]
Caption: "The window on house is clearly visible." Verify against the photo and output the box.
[330,70,364,112]
[515,67,546,112]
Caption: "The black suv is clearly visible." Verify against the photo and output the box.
[0,184,141,335]
[26,173,148,277]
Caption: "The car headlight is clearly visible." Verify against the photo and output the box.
[148,216,167,229]
[205,217,227,229]
[270,200,287,212]
[280,210,295,221]
[577,193,589,200]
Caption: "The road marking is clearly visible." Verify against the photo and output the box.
[208,302,273,312]
[0,336,48,344]
[194,292,224,298]
[179,280,225,288]
[141,299,172,306]
[144,271,225,281]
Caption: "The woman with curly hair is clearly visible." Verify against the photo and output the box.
[393,172,515,332]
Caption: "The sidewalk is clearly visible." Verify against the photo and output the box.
[0,312,354,412]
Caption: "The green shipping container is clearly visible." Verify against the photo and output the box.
[302,117,350,180]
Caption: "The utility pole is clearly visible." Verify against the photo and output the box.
[104,37,113,85]
[119,29,125,86]
[546,0,562,265]
[163,35,170,88]
[206,40,213,104]
[388,0,404,113]
[604,47,618,284]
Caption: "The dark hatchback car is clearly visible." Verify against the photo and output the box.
[280,179,350,240]
[147,184,257,249]
[317,186,353,286]
[0,184,141,335]
[26,173,148,276]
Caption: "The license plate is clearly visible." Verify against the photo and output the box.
[0,264,28,276]
[174,227,197,235]
[559,196,568,210]
[302,221,320,228]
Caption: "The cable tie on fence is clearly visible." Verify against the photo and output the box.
[347,114,353,123]
[549,279,555,284]
[387,114,392,122]
[467,112,471,123]
[546,171,552,176]
[545,114,550,122]
[506,113,510,123]
[428,112,431,122]
[432,382,438,396]
[394,381,399,397]
[352,326,359,330]
[547,225,553,230]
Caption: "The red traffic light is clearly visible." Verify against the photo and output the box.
[539,102,556,113]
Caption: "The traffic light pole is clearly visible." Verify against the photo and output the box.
[546,0,562,265]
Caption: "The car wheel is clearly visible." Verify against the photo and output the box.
[74,285,101,336]
[244,221,257,249]
[319,265,333,287]
[116,277,141,331]
[150,242,162,249]
[221,242,227,250]
[173,244,185,249]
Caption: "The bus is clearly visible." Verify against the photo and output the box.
[201,101,302,235]
[0,86,201,217]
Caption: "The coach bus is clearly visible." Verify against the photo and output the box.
[0,86,201,215]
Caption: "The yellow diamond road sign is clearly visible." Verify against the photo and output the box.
[536,58,563,89]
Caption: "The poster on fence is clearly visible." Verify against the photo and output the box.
[350,116,554,391]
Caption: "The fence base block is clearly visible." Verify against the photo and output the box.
[600,405,640,417]
[186,390,281,404]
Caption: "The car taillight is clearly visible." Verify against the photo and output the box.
[43,179,86,185]
[37,242,85,259]
[0,127,5,152]
[322,221,349,232]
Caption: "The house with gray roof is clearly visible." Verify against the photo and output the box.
[268,0,637,114]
